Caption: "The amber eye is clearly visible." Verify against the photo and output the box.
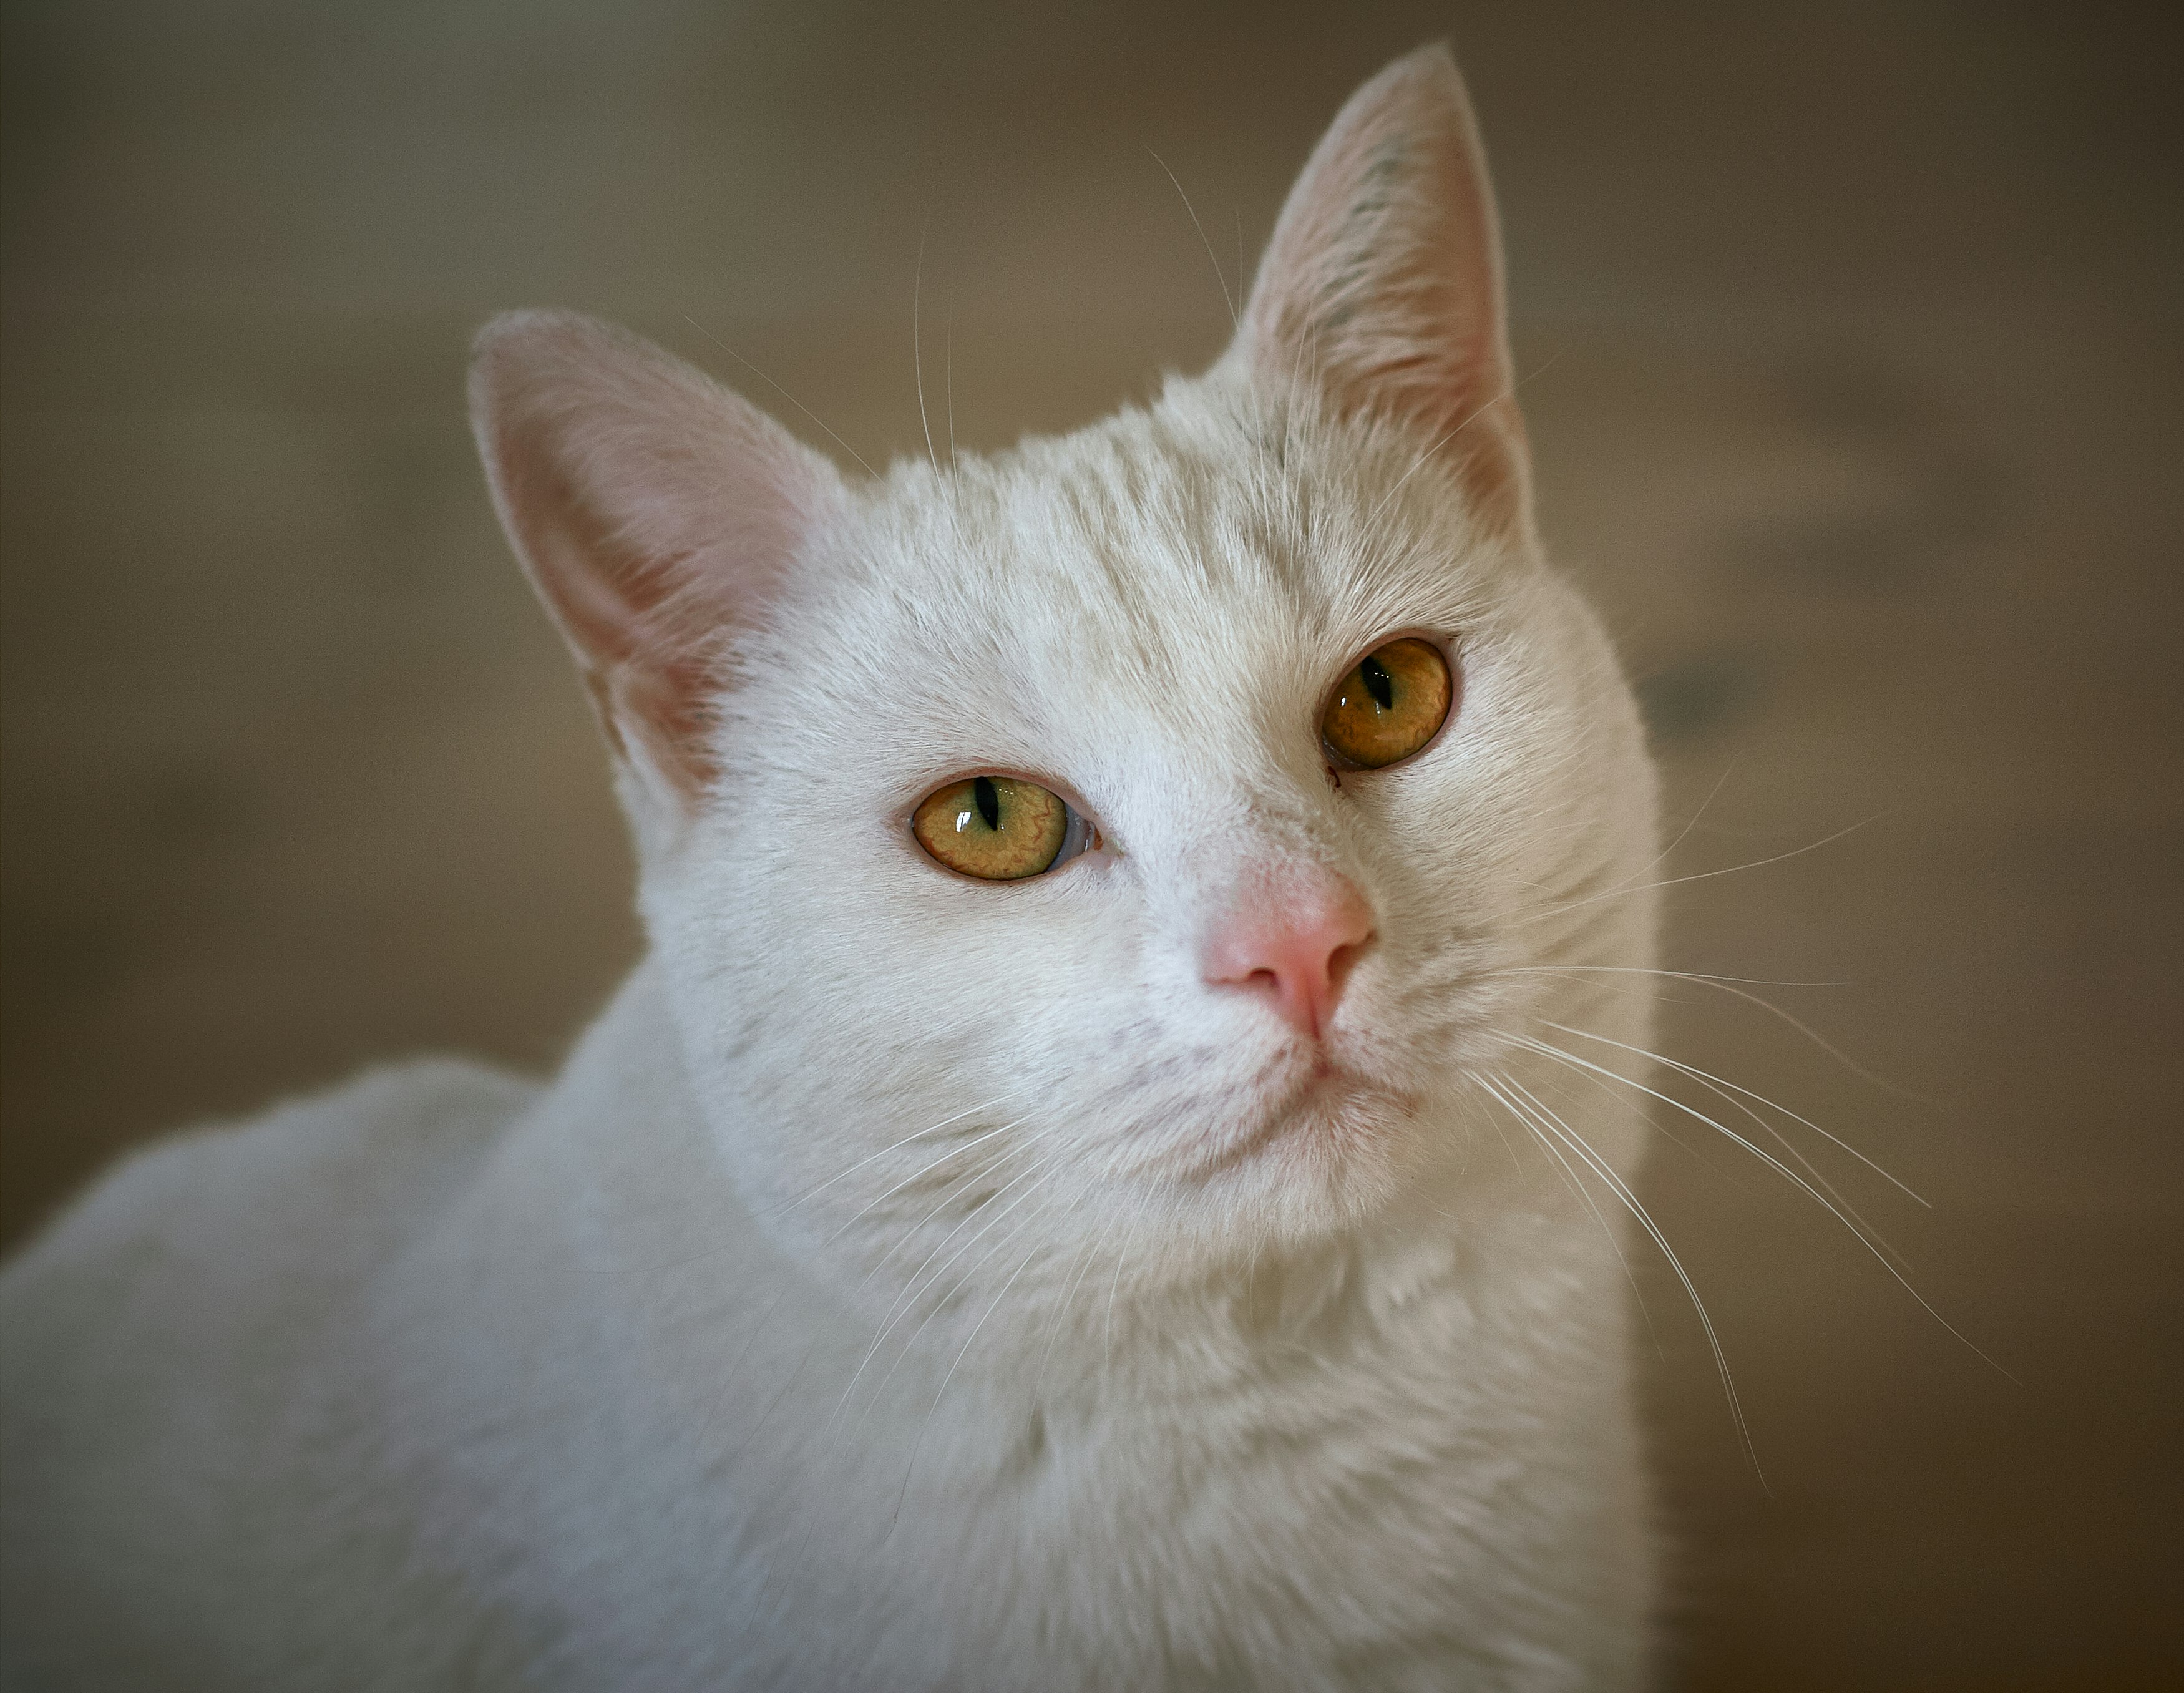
[913,774,1075,881]
[1320,637,1453,769]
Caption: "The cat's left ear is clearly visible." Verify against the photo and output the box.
[1231,44,1531,540]
[470,310,845,837]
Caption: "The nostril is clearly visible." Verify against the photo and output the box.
[1201,876,1377,1041]
[1327,932,1375,1000]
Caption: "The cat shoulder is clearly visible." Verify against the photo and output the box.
[0,1057,535,1357]
[0,1060,539,1688]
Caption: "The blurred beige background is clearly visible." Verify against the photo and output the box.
[3,1,2178,1686]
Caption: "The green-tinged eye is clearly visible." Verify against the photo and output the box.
[1321,637,1453,768]
[913,775,1070,880]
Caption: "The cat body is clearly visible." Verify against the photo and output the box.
[2,48,1662,1690]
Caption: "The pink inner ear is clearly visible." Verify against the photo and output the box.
[519,472,725,774]
[471,310,840,804]
[1238,46,1529,532]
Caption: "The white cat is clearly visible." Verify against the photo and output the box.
[1,46,1661,1691]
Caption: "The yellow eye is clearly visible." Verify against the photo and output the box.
[1320,637,1453,769]
[913,775,1071,881]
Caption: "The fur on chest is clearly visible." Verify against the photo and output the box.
[630,1216,1649,1691]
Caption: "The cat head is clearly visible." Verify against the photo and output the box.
[470,46,1655,1306]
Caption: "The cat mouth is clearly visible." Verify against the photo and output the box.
[1184,1055,1405,1180]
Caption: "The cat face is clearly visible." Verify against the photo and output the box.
[471,46,1655,1305]
[667,386,1652,1263]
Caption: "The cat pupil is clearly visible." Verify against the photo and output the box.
[973,776,1001,831]
[1360,653,1395,711]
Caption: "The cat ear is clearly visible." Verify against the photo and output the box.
[469,310,844,824]
[1234,44,1531,537]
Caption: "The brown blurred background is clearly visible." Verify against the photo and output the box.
[4,1,2179,1686]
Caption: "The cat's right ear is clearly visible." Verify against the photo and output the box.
[469,310,843,831]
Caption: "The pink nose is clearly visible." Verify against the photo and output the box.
[1201,874,1377,1042]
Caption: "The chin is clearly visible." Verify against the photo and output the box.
[1162,1057,1424,1242]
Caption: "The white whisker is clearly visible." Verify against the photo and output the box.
[1514,1035,2011,1380]
[1523,966,1925,1101]
[678,311,878,479]
[1146,147,1237,325]
[768,1089,1028,1219]
[913,222,942,479]
[817,1112,1043,1250]
[1486,1070,1763,1481]
[1473,1075,1660,1352]
[1506,964,1845,990]
[837,1148,1072,1435]
[774,1169,1067,1606]
[1540,1020,1928,1207]
[1360,349,1563,540]
[1627,755,1740,895]
[1513,814,1892,932]
[944,311,957,470]
[887,1222,1059,1535]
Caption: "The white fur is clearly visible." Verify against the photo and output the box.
[2,46,1662,1691]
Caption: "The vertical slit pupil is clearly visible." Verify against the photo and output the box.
[973,776,1001,831]
[1360,653,1395,711]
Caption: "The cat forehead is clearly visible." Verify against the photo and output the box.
[812,382,1508,709]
